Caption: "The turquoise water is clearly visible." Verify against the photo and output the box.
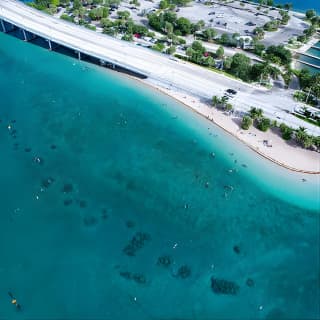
[0,32,319,319]
[252,0,320,13]
[275,0,320,13]
[298,42,320,74]
[307,47,320,58]
[300,53,320,67]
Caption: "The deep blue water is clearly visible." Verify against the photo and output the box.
[0,32,319,320]
[255,0,320,13]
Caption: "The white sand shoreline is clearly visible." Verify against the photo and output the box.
[141,78,320,174]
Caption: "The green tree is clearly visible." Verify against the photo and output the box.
[280,123,293,140]
[171,0,192,6]
[220,33,230,45]
[166,45,176,54]
[241,116,253,130]
[176,17,192,35]
[225,103,233,112]
[152,42,165,52]
[202,28,217,41]
[73,0,81,10]
[148,13,162,31]
[212,95,220,106]
[159,0,169,9]
[191,40,205,53]
[117,10,130,20]
[229,53,251,81]
[306,9,316,19]
[249,107,263,120]
[253,42,265,56]
[253,27,265,40]
[215,46,224,58]
[257,117,271,131]
[265,45,292,65]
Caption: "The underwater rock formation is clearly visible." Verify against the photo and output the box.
[176,265,191,279]
[83,215,98,227]
[233,245,241,254]
[126,220,135,228]
[157,255,173,268]
[246,278,254,287]
[119,271,146,284]
[63,199,73,206]
[123,232,151,256]
[62,183,73,193]
[79,200,87,208]
[211,277,239,295]
[41,177,55,188]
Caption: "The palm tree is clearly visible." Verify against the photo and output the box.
[249,107,263,120]
[295,126,308,146]
[212,95,220,107]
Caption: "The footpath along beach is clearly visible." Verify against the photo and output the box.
[144,79,320,174]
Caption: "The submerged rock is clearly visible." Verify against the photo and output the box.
[123,232,151,256]
[157,255,172,268]
[176,265,191,279]
[41,177,55,188]
[233,245,241,254]
[211,277,239,295]
[63,199,73,206]
[101,208,108,220]
[126,220,135,228]
[79,200,87,208]
[62,183,73,193]
[119,271,146,284]
[24,147,32,153]
[246,278,254,287]
[132,273,146,284]
[120,271,132,280]
[83,215,98,227]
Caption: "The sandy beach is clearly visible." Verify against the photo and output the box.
[144,79,320,174]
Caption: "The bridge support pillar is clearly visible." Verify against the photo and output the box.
[22,29,27,41]
[48,39,52,50]
[78,51,81,60]
[0,20,6,33]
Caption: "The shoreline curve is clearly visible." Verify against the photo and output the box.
[137,78,320,175]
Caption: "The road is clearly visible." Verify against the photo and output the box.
[0,0,319,135]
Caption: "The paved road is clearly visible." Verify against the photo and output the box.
[0,0,319,135]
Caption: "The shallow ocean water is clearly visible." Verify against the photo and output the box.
[0,33,319,319]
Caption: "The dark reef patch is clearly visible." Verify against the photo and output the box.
[157,255,173,268]
[123,232,151,256]
[211,277,239,295]
[62,183,73,193]
[83,215,98,227]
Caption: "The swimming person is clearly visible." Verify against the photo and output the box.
[8,292,22,311]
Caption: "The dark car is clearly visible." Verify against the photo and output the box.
[226,89,237,95]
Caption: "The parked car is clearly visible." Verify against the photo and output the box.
[226,89,237,95]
